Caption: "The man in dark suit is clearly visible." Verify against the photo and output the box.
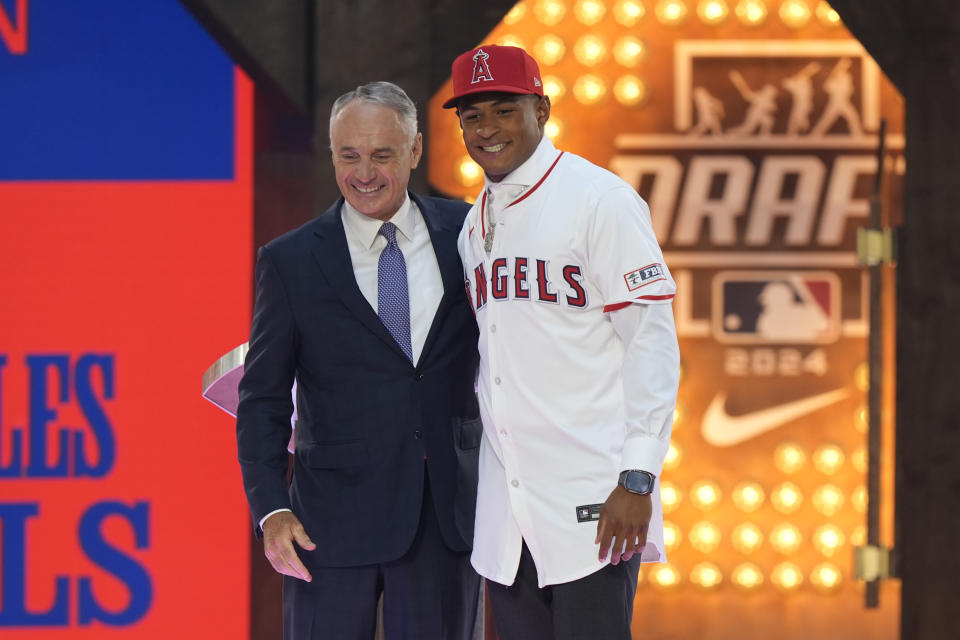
[236,81,481,640]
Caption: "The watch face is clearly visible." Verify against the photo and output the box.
[625,471,655,494]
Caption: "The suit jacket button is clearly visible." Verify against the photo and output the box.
[413,430,422,439]
[415,373,425,380]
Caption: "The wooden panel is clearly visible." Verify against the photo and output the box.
[180,0,312,111]
[896,22,960,640]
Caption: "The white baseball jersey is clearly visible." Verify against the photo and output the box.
[457,136,680,587]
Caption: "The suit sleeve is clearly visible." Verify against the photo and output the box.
[236,245,298,533]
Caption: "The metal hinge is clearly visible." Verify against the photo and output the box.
[854,545,896,581]
[856,227,896,266]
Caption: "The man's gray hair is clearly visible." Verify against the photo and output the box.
[329,81,419,145]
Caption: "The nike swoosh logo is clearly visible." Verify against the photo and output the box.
[701,388,851,447]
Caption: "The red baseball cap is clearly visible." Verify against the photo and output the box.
[442,45,544,109]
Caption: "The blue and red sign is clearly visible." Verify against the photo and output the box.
[1,1,252,637]
[0,0,234,180]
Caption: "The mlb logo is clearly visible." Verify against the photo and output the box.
[711,271,841,344]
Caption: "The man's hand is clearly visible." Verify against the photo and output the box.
[262,511,316,582]
[595,485,652,565]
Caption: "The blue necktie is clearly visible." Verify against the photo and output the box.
[377,222,413,362]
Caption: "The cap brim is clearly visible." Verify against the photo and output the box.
[442,86,542,109]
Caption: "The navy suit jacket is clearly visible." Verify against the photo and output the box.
[236,192,480,568]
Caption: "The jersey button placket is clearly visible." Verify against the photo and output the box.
[487,284,512,462]
[486,278,504,432]
[481,214,523,511]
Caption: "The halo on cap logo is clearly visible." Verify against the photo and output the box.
[471,49,494,84]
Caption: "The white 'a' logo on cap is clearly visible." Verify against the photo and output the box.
[471,49,494,84]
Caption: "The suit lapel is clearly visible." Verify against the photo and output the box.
[414,193,464,365]
[310,198,411,362]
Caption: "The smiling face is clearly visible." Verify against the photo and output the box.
[330,101,422,221]
[457,93,550,183]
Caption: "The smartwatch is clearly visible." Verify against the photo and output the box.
[618,470,656,495]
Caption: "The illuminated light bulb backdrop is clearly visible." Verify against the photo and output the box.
[428,1,901,638]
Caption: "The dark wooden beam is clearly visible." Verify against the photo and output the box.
[826,0,906,92]
[828,4,960,636]
[426,1,521,95]
[179,0,312,112]
[896,7,960,637]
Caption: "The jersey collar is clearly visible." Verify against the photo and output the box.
[483,135,558,195]
[478,136,564,243]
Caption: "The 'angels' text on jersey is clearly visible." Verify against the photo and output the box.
[467,258,587,311]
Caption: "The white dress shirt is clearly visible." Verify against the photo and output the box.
[340,194,444,363]
[260,194,444,529]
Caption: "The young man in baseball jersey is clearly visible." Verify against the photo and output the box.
[444,45,680,639]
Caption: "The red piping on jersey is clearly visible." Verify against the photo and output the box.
[479,191,488,239]
[506,151,565,208]
[479,151,565,241]
[603,294,675,313]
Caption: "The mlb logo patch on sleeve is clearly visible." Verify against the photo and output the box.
[623,263,666,291]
